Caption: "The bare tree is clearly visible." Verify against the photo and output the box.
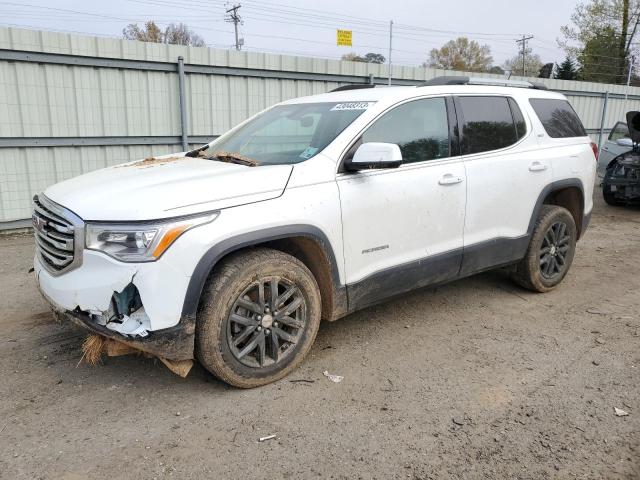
[123,21,206,47]
[341,52,386,64]
[503,48,544,77]
[426,37,493,72]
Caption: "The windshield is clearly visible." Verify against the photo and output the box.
[200,101,373,165]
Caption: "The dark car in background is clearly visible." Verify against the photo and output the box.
[602,111,640,205]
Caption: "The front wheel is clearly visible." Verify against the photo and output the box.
[511,205,577,293]
[196,248,321,388]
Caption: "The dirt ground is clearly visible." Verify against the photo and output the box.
[0,194,638,480]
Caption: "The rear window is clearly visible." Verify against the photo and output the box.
[458,96,520,154]
[529,99,586,138]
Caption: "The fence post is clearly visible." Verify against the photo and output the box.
[177,56,188,151]
[597,91,609,153]
[367,73,374,85]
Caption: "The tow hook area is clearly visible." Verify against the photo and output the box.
[95,283,151,338]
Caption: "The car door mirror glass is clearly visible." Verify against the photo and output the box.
[347,142,403,171]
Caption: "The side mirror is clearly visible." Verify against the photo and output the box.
[616,137,633,147]
[345,142,403,172]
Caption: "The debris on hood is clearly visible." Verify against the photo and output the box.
[120,155,185,169]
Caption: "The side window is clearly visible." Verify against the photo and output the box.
[361,97,450,164]
[508,98,527,141]
[458,96,519,154]
[609,122,629,141]
[529,99,587,138]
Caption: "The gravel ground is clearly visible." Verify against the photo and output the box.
[0,194,638,480]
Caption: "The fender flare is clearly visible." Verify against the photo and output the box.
[181,225,342,319]
[527,178,586,236]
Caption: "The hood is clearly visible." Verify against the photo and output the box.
[44,154,293,221]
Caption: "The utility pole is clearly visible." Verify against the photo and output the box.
[625,55,635,101]
[225,4,242,51]
[515,35,533,76]
[388,20,393,86]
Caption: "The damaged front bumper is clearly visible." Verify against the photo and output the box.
[53,308,195,361]
[35,249,196,361]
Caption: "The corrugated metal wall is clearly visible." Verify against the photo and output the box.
[2,26,640,225]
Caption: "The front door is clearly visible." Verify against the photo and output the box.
[337,96,467,309]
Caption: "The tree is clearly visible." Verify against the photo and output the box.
[560,0,640,81]
[123,21,206,47]
[363,52,385,64]
[578,27,623,83]
[555,56,579,80]
[503,47,544,77]
[426,37,493,72]
[488,65,505,75]
[341,52,386,63]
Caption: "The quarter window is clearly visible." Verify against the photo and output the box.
[529,98,587,138]
[361,97,450,164]
[508,98,527,141]
[458,96,519,154]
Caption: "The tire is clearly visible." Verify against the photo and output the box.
[196,248,321,388]
[511,205,577,293]
[603,184,623,206]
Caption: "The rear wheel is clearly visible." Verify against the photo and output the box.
[196,248,321,388]
[511,205,577,293]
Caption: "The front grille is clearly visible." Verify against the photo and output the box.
[32,194,83,275]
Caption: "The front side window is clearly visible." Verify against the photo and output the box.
[609,122,629,141]
[458,96,519,154]
[203,101,373,165]
[360,97,450,164]
[529,98,587,138]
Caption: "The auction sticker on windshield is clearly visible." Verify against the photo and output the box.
[331,102,372,111]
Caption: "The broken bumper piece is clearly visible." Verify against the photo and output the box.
[54,308,196,361]
[34,250,195,361]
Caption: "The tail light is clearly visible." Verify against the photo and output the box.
[590,142,599,161]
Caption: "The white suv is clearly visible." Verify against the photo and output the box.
[33,77,597,387]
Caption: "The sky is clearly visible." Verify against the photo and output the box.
[1,0,576,67]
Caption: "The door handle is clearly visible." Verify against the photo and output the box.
[529,162,548,172]
[438,174,463,185]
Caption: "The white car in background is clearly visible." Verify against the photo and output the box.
[598,121,633,178]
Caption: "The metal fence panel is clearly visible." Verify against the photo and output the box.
[3,26,640,225]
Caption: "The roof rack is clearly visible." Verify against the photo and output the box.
[418,76,548,90]
[330,84,376,92]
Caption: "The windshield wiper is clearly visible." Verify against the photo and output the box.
[198,150,259,167]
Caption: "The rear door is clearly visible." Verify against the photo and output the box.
[456,95,551,275]
[598,122,631,178]
[337,96,466,309]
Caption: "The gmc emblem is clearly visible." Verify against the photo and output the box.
[32,214,47,233]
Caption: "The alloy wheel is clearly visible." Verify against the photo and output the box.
[539,221,570,279]
[226,276,307,368]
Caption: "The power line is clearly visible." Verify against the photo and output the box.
[225,4,243,50]
[515,35,534,76]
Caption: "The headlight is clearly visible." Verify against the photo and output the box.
[85,212,218,262]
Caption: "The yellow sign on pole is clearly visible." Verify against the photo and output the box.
[337,29,352,47]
